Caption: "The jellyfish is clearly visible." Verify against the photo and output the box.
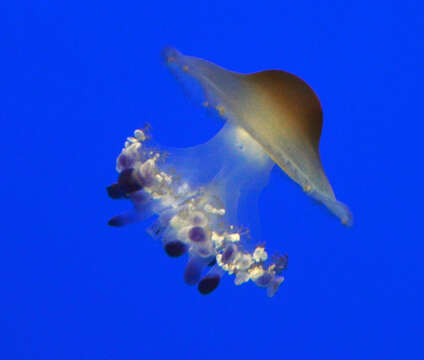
[106,47,352,297]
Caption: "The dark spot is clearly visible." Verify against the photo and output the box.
[164,241,187,257]
[188,226,206,242]
[222,245,235,263]
[208,258,217,267]
[106,183,125,199]
[198,275,220,295]
[118,168,142,194]
[108,215,126,227]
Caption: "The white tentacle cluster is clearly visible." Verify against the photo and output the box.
[107,127,288,297]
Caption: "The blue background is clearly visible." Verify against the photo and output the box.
[2,1,423,359]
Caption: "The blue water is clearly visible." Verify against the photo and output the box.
[2,1,423,359]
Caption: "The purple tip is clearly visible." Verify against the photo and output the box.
[198,275,220,295]
[188,226,206,242]
[164,241,187,257]
[221,245,235,264]
[118,168,143,194]
[107,211,140,227]
[108,215,126,227]
[106,184,126,199]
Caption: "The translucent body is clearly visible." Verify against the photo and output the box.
[106,48,352,297]
[164,47,352,226]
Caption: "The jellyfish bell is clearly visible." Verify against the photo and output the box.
[106,47,353,297]
[163,47,352,226]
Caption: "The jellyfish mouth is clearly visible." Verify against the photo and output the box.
[107,125,287,297]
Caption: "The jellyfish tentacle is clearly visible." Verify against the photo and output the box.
[198,265,225,295]
[107,126,287,296]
